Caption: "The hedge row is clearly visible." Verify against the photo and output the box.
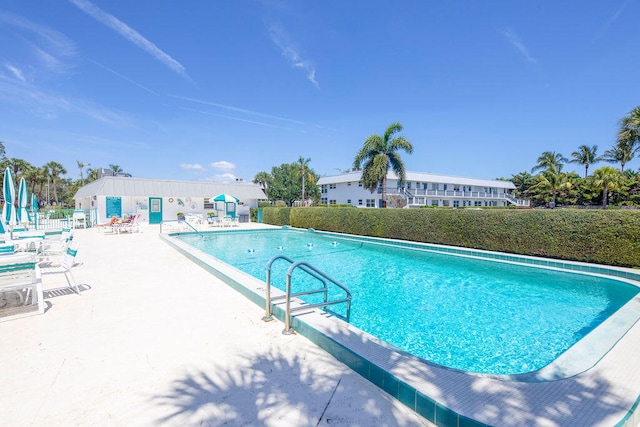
[259,207,640,267]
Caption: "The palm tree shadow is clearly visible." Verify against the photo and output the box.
[153,346,344,426]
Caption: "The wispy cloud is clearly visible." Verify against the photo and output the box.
[68,0,190,80]
[0,9,76,74]
[268,23,319,89]
[178,106,285,129]
[180,163,205,171]
[88,58,159,96]
[171,94,305,125]
[502,28,536,64]
[4,64,26,82]
[204,173,237,183]
[592,0,631,42]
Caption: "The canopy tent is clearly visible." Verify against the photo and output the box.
[210,193,239,219]
[2,168,17,236]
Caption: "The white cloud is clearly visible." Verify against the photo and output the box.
[211,161,236,171]
[593,0,631,42]
[268,23,319,89]
[502,28,536,64]
[5,64,25,82]
[0,10,76,74]
[180,163,205,171]
[68,0,190,79]
[171,95,305,125]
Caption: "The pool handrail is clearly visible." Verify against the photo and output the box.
[263,255,352,334]
[283,260,352,335]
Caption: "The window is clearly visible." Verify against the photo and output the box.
[431,200,439,207]
[329,183,336,189]
[453,185,460,191]
[321,185,327,194]
[453,200,459,208]
[358,181,363,187]
[329,200,336,205]
[474,201,482,206]
[366,199,375,207]
[347,182,351,186]
[358,199,363,205]
[347,199,352,204]
[444,184,448,191]
[321,198,327,204]
[432,183,438,190]
[407,182,411,189]
[204,201,214,209]
[462,200,466,207]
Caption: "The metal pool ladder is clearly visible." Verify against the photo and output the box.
[262,254,352,335]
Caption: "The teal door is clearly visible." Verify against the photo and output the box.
[149,197,162,224]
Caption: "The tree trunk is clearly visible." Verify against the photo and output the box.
[602,184,608,207]
[381,175,387,208]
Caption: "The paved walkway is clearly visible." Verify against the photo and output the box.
[0,223,431,426]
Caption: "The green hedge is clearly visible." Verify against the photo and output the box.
[261,207,640,267]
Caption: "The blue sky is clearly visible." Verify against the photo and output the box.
[0,1,638,183]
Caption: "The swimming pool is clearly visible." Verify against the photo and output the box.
[173,228,640,376]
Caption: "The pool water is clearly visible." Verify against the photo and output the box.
[177,229,639,375]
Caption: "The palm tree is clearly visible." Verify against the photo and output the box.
[569,145,601,178]
[592,166,623,207]
[353,122,413,208]
[77,160,90,186]
[252,171,271,200]
[531,151,567,175]
[109,164,123,174]
[529,170,571,207]
[619,106,640,146]
[603,136,639,172]
[44,161,67,204]
[297,156,314,204]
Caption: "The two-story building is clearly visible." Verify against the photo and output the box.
[317,171,528,208]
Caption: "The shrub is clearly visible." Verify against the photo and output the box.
[284,207,640,267]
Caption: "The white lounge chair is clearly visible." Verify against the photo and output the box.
[0,252,44,320]
[38,242,81,295]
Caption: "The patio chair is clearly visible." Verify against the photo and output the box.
[37,241,81,295]
[114,214,140,233]
[0,252,44,316]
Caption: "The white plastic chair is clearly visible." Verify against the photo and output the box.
[38,242,81,295]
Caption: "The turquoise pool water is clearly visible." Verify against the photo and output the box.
[176,229,639,375]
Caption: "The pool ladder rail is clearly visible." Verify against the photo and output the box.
[262,254,352,335]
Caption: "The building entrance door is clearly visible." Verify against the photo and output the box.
[149,197,162,224]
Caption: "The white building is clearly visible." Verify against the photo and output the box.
[74,176,267,224]
[317,171,528,208]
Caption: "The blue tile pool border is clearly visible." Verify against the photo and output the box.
[160,227,640,427]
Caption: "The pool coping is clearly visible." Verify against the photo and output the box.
[160,228,640,427]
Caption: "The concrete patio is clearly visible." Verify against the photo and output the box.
[0,223,431,426]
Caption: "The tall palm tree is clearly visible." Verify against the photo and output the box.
[353,122,413,208]
[252,171,271,200]
[569,145,601,178]
[77,160,90,186]
[297,156,314,204]
[592,166,623,208]
[109,164,123,174]
[44,161,67,204]
[619,106,640,146]
[603,136,639,172]
[531,151,567,175]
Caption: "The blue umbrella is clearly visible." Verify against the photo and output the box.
[31,193,39,229]
[17,177,30,227]
[2,168,17,236]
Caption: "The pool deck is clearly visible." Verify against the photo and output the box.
[1,222,639,426]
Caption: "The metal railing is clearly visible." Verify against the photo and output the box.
[263,254,352,335]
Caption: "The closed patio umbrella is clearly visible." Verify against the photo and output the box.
[31,193,39,229]
[2,167,17,237]
[17,177,30,227]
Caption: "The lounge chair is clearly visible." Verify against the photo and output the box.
[38,242,81,295]
[0,252,44,319]
[114,214,140,233]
